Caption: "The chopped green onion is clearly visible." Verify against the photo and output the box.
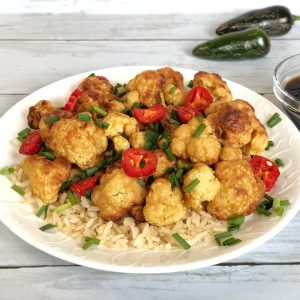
[85,190,92,199]
[187,80,193,88]
[67,190,77,205]
[132,102,143,109]
[172,233,191,250]
[280,200,290,206]
[267,113,282,128]
[175,168,184,180]
[264,193,274,202]
[85,166,100,177]
[36,204,49,218]
[39,223,57,232]
[40,150,56,161]
[94,120,109,129]
[275,158,284,167]
[82,237,100,250]
[222,237,241,246]
[55,202,73,213]
[256,205,272,216]
[144,130,159,151]
[78,113,92,121]
[0,166,15,176]
[183,178,200,193]
[44,115,60,125]
[214,231,232,245]
[274,207,285,217]
[193,123,206,138]
[122,108,132,116]
[167,172,179,188]
[169,118,181,126]
[89,73,95,77]
[117,98,128,103]
[228,216,245,230]
[137,178,146,187]
[11,184,25,196]
[164,147,176,162]
[196,115,204,122]
[265,140,275,151]
[168,86,177,95]
[91,105,107,117]
[17,128,31,141]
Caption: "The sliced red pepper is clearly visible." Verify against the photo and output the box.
[63,88,82,111]
[70,176,98,196]
[177,106,196,124]
[249,155,280,192]
[19,131,42,155]
[184,86,213,114]
[122,148,158,178]
[133,105,166,124]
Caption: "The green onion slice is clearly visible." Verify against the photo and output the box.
[183,178,200,193]
[275,158,284,167]
[164,147,176,162]
[193,123,206,138]
[67,190,77,205]
[265,140,275,151]
[82,237,100,250]
[91,105,107,117]
[196,115,204,122]
[78,113,92,121]
[137,178,146,187]
[168,86,177,95]
[55,202,73,213]
[172,233,191,250]
[44,115,60,125]
[187,80,193,88]
[40,150,56,161]
[85,166,100,177]
[222,237,242,246]
[169,118,181,126]
[11,184,25,196]
[280,200,290,206]
[36,204,49,218]
[39,223,57,232]
[94,120,109,129]
[228,216,245,228]
[0,166,15,176]
[267,113,282,128]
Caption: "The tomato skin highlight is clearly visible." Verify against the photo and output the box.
[133,105,166,124]
[122,148,158,177]
[177,106,196,123]
[64,88,82,111]
[19,131,42,155]
[249,155,280,192]
[70,176,98,196]
[184,86,213,114]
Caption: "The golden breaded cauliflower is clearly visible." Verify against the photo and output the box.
[112,135,130,152]
[143,178,186,226]
[158,67,186,106]
[129,131,146,148]
[219,146,243,161]
[183,163,220,211]
[171,117,221,165]
[126,70,165,107]
[22,156,71,203]
[208,160,265,220]
[45,117,108,169]
[27,100,55,129]
[193,71,233,102]
[92,168,147,221]
[121,90,141,108]
[153,150,175,178]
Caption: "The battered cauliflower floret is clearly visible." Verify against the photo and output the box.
[78,75,114,93]
[22,156,71,204]
[121,90,141,108]
[143,178,186,226]
[103,112,138,138]
[126,70,165,107]
[171,117,221,165]
[153,150,175,178]
[219,146,243,161]
[45,117,108,169]
[112,135,130,152]
[27,100,55,129]
[92,168,147,221]
[183,163,220,211]
[158,67,186,106]
[208,160,265,220]
[193,71,233,102]
[129,131,146,148]
[107,100,126,113]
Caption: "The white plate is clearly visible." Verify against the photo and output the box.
[0,66,300,274]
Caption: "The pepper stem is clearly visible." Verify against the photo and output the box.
[292,15,300,21]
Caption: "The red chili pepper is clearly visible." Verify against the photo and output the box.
[122,148,158,178]
[133,105,166,124]
[63,88,82,111]
[184,86,213,114]
[177,106,196,124]
[19,131,42,155]
[70,176,98,196]
[249,155,280,192]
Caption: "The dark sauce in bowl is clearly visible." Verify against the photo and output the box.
[285,76,300,101]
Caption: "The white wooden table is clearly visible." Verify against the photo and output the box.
[0,14,300,300]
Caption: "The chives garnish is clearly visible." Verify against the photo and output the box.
[222,237,241,246]
[39,223,57,232]
[168,86,177,95]
[169,118,181,126]
[121,107,132,116]
[44,115,60,125]
[11,184,25,196]
[17,127,31,141]
[265,140,275,151]
[275,158,284,167]
[183,178,200,193]
[274,207,284,217]
[89,73,95,77]
[228,216,245,227]
[117,98,128,103]
[267,113,282,128]
[91,105,107,117]
[164,147,176,162]
[196,115,204,122]
[67,190,77,205]
[175,168,184,180]
[85,190,92,199]
[78,113,92,121]
[137,178,146,187]
[0,166,15,176]
[36,204,49,218]
[40,150,56,161]
[193,123,206,138]
[132,102,143,109]
[172,233,191,250]
[167,173,179,188]
[85,166,100,177]
[264,193,274,202]
[280,200,290,206]
[94,120,109,129]
[214,231,232,245]
[187,80,193,88]
[55,202,73,213]
[82,236,100,250]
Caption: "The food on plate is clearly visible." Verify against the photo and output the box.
[5,67,284,250]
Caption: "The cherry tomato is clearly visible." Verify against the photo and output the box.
[184,86,213,114]
[63,88,82,111]
[133,105,166,124]
[249,155,280,192]
[19,131,42,155]
[177,106,196,124]
[70,176,98,196]
[122,148,158,178]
